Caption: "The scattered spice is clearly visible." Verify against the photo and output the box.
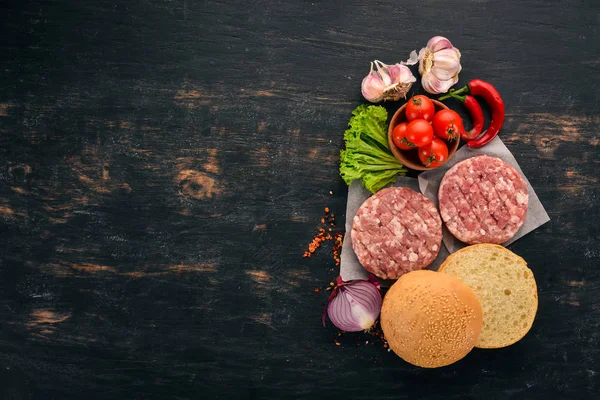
[308,206,389,345]
[303,207,343,266]
[329,191,333,195]
[366,322,389,349]
[303,227,330,258]
[332,232,343,266]
[353,321,388,348]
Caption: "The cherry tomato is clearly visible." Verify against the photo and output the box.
[432,109,464,141]
[391,122,415,151]
[405,95,436,122]
[405,119,434,148]
[418,138,449,168]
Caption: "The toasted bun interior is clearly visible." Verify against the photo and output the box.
[439,244,538,349]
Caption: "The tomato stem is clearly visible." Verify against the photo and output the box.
[401,138,415,147]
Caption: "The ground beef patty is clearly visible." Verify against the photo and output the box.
[438,155,528,244]
[351,187,442,280]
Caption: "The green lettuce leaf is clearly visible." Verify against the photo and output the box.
[339,105,406,193]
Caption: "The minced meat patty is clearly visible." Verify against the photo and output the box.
[438,155,528,244]
[351,187,442,280]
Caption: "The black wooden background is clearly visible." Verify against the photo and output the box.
[1,0,599,399]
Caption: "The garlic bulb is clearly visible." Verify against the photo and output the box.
[361,60,416,103]
[418,36,462,95]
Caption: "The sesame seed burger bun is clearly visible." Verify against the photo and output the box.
[381,270,483,368]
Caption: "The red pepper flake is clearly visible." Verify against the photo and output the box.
[314,288,320,293]
[303,207,343,266]
[334,339,340,346]
[329,282,335,287]
[332,233,343,267]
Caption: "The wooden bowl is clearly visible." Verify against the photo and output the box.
[387,99,460,171]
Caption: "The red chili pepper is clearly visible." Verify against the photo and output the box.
[467,80,504,148]
[441,79,505,148]
[439,92,484,141]
[462,95,485,141]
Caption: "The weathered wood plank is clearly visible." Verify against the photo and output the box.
[0,0,599,398]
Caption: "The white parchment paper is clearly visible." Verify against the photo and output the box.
[418,136,550,253]
[340,136,550,282]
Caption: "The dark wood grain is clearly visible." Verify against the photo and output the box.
[0,0,599,398]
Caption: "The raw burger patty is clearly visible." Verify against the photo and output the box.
[438,155,528,244]
[351,187,442,280]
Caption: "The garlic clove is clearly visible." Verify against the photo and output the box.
[431,49,462,80]
[427,36,454,53]
[382,64,416,101]
[422,73,458,95]
[374,60,393,86]
[431,62,461,81]
[435,48,462,64]
[361,63,386,102]
[361,60,416,103]
[387,63,417,85]
[362,75,385,102]
[431,66,458,81]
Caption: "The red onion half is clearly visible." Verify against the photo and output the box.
[323,275,382,332]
